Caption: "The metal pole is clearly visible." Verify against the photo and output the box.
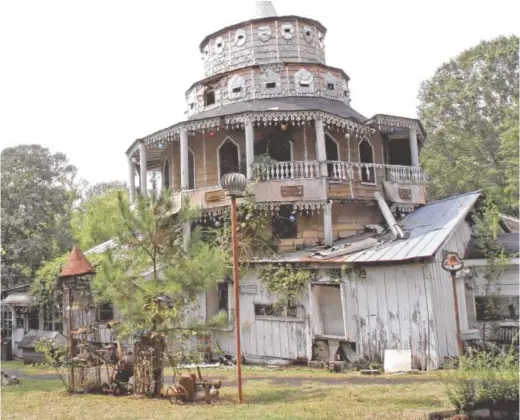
[230,196,243,404]
[451,272,464,356]
[67,285,74,392]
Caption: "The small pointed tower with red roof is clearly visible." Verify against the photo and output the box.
[58,246,96,357]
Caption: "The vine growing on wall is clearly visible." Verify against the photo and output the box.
[258,264,314,308]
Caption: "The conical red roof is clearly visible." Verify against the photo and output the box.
[58,246,95,278]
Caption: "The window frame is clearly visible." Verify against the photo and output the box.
[43,305,62,332]
[272,204,298,240]
[96,302,114,323]
[358,137,376,185]
[217,136,241,184]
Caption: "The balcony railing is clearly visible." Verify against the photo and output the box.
[252,160,428,184]
[252,161,320,181]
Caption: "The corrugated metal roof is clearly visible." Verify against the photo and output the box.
[253,190,482,265]
[340,191,481,263]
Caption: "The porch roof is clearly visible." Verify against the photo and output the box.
[1,292,32,307]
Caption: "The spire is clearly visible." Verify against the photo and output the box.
[254,1,277,18]
[58,246,95,278]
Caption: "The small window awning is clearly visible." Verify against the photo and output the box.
[1,292,32,307]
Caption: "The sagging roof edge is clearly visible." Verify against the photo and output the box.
[248,256,433,269]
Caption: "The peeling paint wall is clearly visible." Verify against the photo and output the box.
[344,264,436,370]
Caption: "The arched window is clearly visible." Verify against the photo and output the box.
[325,134,340,179]
[163,159,171,190]
[358,138,375,184]
[218,137,240,182]
[188,149,195,190]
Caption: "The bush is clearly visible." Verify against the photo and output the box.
[440,346,519,411]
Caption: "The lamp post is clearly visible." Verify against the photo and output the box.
[441,251,465,356]
[220,172,247,404]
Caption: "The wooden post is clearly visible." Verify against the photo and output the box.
[230,196,243,404]
[67,285,74,392]
[451,271,464,356]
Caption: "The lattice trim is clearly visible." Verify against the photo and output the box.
[369,115,425,141]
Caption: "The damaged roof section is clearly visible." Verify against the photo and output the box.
[255,190,482,265]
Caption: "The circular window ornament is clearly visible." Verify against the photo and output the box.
[304,26,313,43]
[258,26,271,42]
[214,36,224,54]
[235,29,247,46]
[280,24,294,40]
[203,46,210,59]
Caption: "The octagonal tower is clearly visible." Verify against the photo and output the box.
[125,1,428,252]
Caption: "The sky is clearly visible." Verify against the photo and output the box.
[1,0,518,186]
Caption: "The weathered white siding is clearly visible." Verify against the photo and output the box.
[427,219,473,365]
[344,264,436,369]
[212,272,308,363]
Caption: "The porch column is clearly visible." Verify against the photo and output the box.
[180,128,189,190]
[139,141,148,197]
[179,128,191,248]
[314,118,328,177]
[245,118,255,180]
[409,127,419,167]
[323,201,333,246]
[127,156,136,204]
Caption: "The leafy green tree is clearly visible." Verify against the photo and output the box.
[92,190,227,395]
[1,145,79,288]
[418,35,519,215]
[70,183,128,250]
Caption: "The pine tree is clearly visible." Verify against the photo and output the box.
[92,190,227,395]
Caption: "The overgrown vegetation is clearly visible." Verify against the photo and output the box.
[440,347,519,412]
[258,264,314,308]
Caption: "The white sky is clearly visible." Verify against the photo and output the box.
[1,0,518,185]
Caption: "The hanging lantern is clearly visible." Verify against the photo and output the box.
[280,122,288,131]
[208,130,216,137]
[289,215,296,223]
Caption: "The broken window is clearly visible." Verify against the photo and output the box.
[204,89,215,106]
[254,303,297,318]
[475,295,519,322]
[207,281,230,324]
[358,138,375,183]
[97,303,114,323]
[272,204,297,239]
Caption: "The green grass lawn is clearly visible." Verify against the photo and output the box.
[1,364,451,420]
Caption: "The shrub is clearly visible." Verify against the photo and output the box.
[440,346,519,411]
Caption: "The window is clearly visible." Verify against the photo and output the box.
[28,308,39,330]
[218,138,240,181]
[358,138,375,183]
[163,159,171,190]
[235,29,246,46]
[265,82,276,89]
[325,134,340,179]
[228,74,245,99]
[189,103,194,110]
[204,89,215,106]
[1,309,12,340]
[475,296,519,322]
[254,303,297,318]
[258,26,271,42]
[214,36,224,54]
[281,23,294,40]
[294,68,314,92]
[304,26,313,43]
[232,86,241,93]
[272,205,297,239]
[327,83,334,91]
[188,149,195,189]
[43,306,62,332]
[97,303,114,323]
[318,32,324,47]
[206,281,230,326]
